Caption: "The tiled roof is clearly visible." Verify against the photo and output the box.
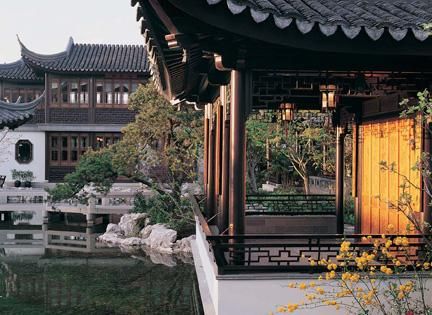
[207,0,432,41]
[0,59,42,82]
[20,37,149,74]
[0,92,45,129]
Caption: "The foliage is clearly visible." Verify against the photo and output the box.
[246,113,337,194]
[47,149,117,203]
[132,193,194,235]
[113,82,203,191]
[278,117,336,194]
[344,196,355,225]
[11,169,34,182]
[276,228,432,314]
[48,83,203,229]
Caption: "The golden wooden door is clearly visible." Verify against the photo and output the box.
[357,117,422,234]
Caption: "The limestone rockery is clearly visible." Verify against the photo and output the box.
[98,213,195,254]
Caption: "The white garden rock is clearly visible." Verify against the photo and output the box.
[106,223,123,235]
[99,214,195,256]
[121,237,146,247]
[118,213,149,237]
[98,232,124,245]
[142,224,177,252]
[173,235,195,254]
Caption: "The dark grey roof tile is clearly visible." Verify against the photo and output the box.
[20,38,149,74]
[208,0,432,41]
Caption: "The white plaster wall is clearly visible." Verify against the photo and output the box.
[195,219,219,314]
[0,131,46,182]
[193,218,432,315]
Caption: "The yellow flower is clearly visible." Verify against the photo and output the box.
[309,259,317,267]
[398,291,405,300]
[423,262,431,270]
[395,260,402,267]
[276,306,286,313]
[299,283,307,290]
[287,304,298,313]
[350,273,360,282]
[309,281,316,288]
[340,241,351,253]
[316,287,325,295]
[380,266,393,275]
[327,263,337,271]
[341,272,351,281]
[288,282,296,288]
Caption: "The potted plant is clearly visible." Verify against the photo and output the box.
[22,170,34,188]
[11,169,21,187]
[11,170,34,188]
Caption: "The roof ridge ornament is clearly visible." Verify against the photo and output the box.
[66,37,74,55]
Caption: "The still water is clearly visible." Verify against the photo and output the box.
[0,211,201,315]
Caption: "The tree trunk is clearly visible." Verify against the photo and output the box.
[248,159,258,193]
[303,174,310,195]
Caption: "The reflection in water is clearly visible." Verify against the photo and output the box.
[0,211,202,315]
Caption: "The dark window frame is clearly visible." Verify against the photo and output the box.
[15,140,33,164]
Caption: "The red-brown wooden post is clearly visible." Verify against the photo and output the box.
[207,104,216,220]
[203,105,209,201]
[229,70,246,237]
[221,85,230,232]
[215,99,223,228]
[336,125,346,234]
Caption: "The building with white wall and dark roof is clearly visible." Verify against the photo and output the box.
[0,37,149,184]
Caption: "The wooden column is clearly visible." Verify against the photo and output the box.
[220,85,230,232]
[229,70,246,236]
[203,105,209,197]
[206,105,216,220]
[423,121,432,232]
[336,125,346,234]
[215,100,223,228]
[353,121,361,234]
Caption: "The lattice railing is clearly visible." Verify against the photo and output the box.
[246,194,336,215]
[207,234,430,274]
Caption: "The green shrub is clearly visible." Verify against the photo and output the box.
[132,193,194,236]
[344,196,355,225]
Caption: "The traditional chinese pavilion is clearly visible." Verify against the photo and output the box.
[0,38,149,182]
[132,1,432,313]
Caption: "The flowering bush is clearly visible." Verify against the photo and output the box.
[273,226,432,315]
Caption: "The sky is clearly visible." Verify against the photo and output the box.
[0,0,143,63]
